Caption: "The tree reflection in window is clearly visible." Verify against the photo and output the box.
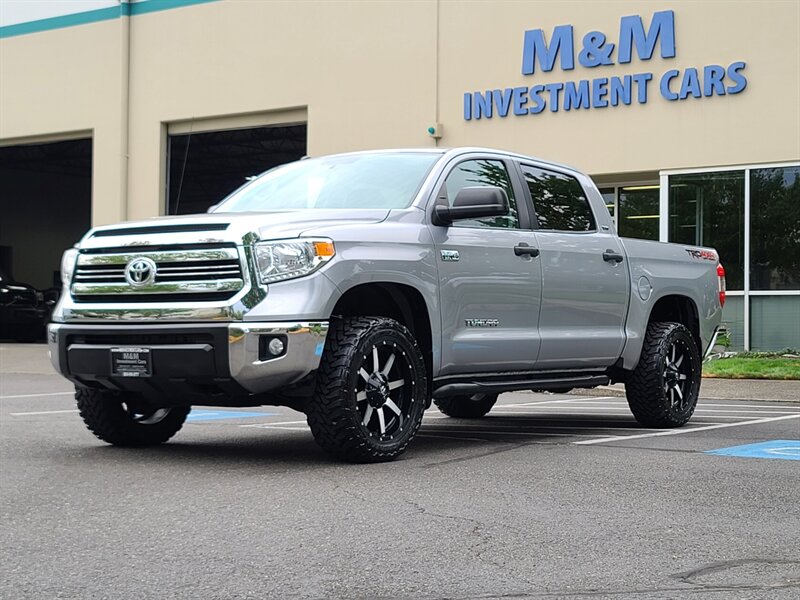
[444,159,519,229]
[750,166,800,290]
[522,166,595,231]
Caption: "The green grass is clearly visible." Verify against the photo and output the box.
[703,355,800,380]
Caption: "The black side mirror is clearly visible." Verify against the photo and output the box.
[432,186,510,226]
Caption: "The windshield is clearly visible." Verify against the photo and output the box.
[215,152,440,212]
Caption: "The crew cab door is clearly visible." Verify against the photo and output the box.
[519,163,629,370]
[429,156,542,376]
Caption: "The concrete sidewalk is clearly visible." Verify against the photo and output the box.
[2,343,798,402]
[584,378,800,402]
[0,343,53,375]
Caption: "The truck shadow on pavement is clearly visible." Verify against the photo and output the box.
[77,413,648,468]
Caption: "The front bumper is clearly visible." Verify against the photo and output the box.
[47,321,328,401]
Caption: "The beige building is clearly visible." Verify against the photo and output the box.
[1,0,798,349]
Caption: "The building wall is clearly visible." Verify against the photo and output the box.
[2,0,798,223]
[0,15,128,225]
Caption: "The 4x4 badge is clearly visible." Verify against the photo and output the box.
[124,257,157,287]
[440,249,460,262]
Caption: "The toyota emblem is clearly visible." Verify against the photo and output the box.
[124,257,157,287]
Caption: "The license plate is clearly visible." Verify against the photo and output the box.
[110,347,152,377]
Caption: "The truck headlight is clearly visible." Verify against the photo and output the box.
[60,248,79,286]
[253,238,335,284]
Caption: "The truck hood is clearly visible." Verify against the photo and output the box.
[80,210,390,249]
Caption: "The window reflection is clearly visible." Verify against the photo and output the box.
[443,159,519,229]
[523,166,595,232]
[669,171,745,290]
[750,166,800,290]
[619,185,659,240]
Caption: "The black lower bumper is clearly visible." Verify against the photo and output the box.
[51,323,254,405]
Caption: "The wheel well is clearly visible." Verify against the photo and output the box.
[648,295,701,352]
[331,283,433,383]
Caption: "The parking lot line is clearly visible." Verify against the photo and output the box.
[246,424,310,431]
[500,397,617,407]
[10,409,79,416]
[573,413,800,445]
[493,405,800,415]
[1,392,73,400]
[418,433,490,442]
[240,420,308,428]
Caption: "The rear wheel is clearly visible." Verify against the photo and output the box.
[625,322,701,427]
[307,317,428,463]
[76,387,190,446]
[434,393,498,418]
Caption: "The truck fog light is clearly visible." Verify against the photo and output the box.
[268,338,285,356]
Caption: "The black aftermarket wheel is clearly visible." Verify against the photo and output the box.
[434,393,498,418]
[307,317,428,463]
[76,387,190,446]
[625,322,701,428]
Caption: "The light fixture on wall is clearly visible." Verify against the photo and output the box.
[427,124,443,139]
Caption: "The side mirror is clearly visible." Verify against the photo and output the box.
[432,186,509,226]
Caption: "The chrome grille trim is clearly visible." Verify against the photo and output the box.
[72,280,244,295]
[71,245,245,302]
[77,248,239,265]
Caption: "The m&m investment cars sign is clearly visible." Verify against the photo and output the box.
[463,10,747,120]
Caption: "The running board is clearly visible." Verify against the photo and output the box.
[432,374,609,398]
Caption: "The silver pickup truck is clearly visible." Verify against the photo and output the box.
[49,148,725,462]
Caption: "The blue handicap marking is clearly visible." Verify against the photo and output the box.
[187,409,275,422]
[705,440,800,461]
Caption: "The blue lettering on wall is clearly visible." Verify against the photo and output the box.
[579,32,615,67]
[493,88,513,117]
[592,77,609,108]
[678,68,702,99]
[618,10,676,63]
[660,69,680,100]
[464,10,748,121]
[564,80,591,110]
[703,65,726,96]
[521,24,574,75]
[726,61,747,94]
[513,86,529,115]
[610,75,632,105]
[529,85,546,114]
[631,72,652,103]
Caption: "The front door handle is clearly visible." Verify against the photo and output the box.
[602,250,624,263]
[514,243,540,257]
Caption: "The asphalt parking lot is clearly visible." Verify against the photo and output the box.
[1,346,798,599]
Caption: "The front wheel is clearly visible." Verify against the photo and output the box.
[434,393,498,418]
[76,388,190,446]
[306,317,428,463]
[625,322,701,428]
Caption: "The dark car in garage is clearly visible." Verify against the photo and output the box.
[0,270,52,342]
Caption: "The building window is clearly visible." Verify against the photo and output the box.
[598,187,616,221]
[668,171,745,290]
[618,185,660,240]
[597,185,659,240]
[750,166,800,290]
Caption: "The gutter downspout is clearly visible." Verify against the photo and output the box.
[120,0,131,220]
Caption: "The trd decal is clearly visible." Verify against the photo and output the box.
[685,249,717,261]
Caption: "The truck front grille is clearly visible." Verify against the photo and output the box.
[71,244,245,303]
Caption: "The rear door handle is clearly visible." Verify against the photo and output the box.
[514,243,540,257]
[602,250,624,263]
